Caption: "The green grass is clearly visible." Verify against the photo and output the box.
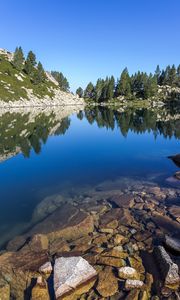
[0,55,57,102]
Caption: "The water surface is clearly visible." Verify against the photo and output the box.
[0,105,179,247]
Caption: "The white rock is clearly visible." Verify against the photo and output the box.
[118,266,139,279]
[125,279,144,289]
[54,256,97,298]
[39,261,52,274]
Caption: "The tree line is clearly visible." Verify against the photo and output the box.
[76,65,180,101]
[12,47,69,91]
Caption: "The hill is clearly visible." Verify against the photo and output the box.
[0,48,84,107]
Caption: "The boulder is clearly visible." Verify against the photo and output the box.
[39,262,52,276]
[154,246,179,285]
[53,256,97,299]
[109,194,135,208]
[96,266,118,297]
[97,256,125,267]
[168,154,180,167]
[164,235,180,253]
[168,205,180,219]
[28,204,94,241]
[152,213,180,235]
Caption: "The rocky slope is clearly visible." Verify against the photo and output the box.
[0,48,84,107]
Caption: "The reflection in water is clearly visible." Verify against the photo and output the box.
[1,105,180,163]
[83,105,180,139]
[0,106,79,162]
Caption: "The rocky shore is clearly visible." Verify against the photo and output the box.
[0,177,179,299]
[0,88,84,108]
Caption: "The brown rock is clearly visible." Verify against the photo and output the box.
[96,266,118,297]
[31,276,50,300]
[100,208,135,228]
[97,256,125,267]
[0,278,10,300]
[49,238,70,255]
[28,234,49,252]
[128,257,145,273]
[113,233,127,245]
[168,205,180,219]
[125,289,140,300]
[152,212,180,235]
[109,194,135,208]
[28,204,94,241]
[101,247,128,259]
[6,235,26,251]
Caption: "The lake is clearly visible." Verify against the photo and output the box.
[0,104,179,248]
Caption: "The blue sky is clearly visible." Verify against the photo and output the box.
[0,0,180,91]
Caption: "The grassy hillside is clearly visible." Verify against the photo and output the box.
[0,54,57,102]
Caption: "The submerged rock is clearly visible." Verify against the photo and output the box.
[164,235,180,253]
[109,193,135,208]
[168,154,180,168]
[154,246,179,285]
[96,266,118,297]
[53,256,97,299]
[28,204,94,241]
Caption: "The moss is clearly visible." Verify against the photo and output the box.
[0,55,57,102]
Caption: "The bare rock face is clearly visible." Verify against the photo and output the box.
[28,204,94,241]
[109,193,135,208]
[165,235,180,253]
[53,256,97,299]
[154,246,179,285]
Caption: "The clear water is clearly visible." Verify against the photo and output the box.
[0,105,179,247]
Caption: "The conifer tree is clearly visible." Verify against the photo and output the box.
[84,82,94,99]
[76,87,84,98]
[13,47,24,70]
[24,51,37,75]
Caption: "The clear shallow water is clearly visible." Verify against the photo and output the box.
[0,105,179,247]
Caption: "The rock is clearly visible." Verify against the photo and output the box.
[168,154,180,167]
[28,234,49,252]
[6,235,26,251]
[0,278,10,300]
[154,246,179,285]
[174,171,180,180]
[125,279,144,290]
[53,256,97,299]
[39,261,52,275]
[164,235,180,253]
[118,266,139,280]
[109,194,135,208]
[100,208,135,228]
[125,289,140,300]
[28,204,94,241]
[113,234,127,245]
[96,266,118,297]
[31,276,50,300]
[168,205,180,219]
[49,238,70,255]
[101,247,128,259]
[97,256,125,267]
[128,257,145,273]
[152,213,180,235]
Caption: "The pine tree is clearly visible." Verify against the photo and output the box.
[24,51,37,75]
[51,71,70,91]
[76,87,84,98]
[116,68,131,98]
[12,47,24,70]
[84,82,94,99]
[155,65,161,85]
[168,64,176,86]
[176,65,180,87]
[32,62,46,84]
[107,76,115,100]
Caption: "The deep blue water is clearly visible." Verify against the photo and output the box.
[0,106,179,246]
